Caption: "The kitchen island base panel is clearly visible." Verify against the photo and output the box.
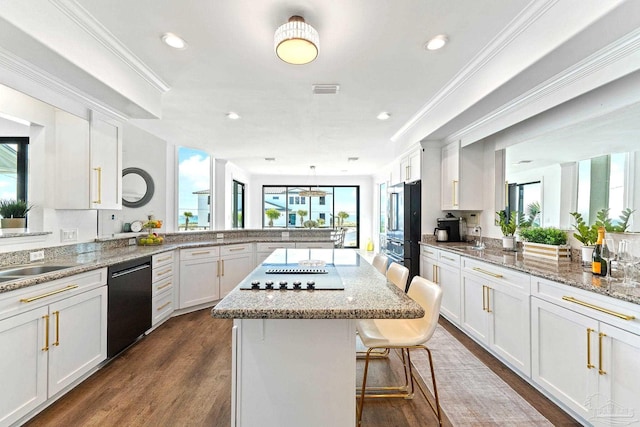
[233,318,356,427]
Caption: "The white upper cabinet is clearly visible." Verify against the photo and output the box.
[55,110,122,210]
[441,141,483,210]
[390,146,422,186]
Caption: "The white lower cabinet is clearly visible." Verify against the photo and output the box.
[420,246,462,325]
[0,270,107,426]
[531,278,640,426]
[179,244,254,309]
[151,251,175,327]
[461,258,531,376]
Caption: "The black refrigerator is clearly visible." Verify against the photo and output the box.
[385,180,421,287]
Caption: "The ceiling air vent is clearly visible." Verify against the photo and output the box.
[312,84,340,95]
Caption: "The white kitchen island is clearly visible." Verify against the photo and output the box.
[211,249,423,427]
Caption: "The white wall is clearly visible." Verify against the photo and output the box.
[248,174,374,246]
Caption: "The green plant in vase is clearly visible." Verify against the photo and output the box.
[496,210,518,250]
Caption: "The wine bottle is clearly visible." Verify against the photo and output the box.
[592,227,608,276]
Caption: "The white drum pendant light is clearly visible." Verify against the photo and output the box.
[274,15,319,65]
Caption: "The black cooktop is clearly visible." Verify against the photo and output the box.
[239,263,344,291]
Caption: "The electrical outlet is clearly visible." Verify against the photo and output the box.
[29,250,45,262]
[128,238,137,246]
[216,233,224,239]
[60,228,78,242]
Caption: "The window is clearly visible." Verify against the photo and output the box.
[577,153,628,225]
[0,137,28,202]
[262,185,360,248]
[178,147,211,231]
[232,180,245,229]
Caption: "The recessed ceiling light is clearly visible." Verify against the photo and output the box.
[514,160,533,165]
[424,35,448,51]
[161,32,187,49]
[377,112,391,120]
[347,157,359,162]
[265,157,276,162]
[226,112,241,120]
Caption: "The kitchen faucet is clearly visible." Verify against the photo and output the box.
[473,225,485,250]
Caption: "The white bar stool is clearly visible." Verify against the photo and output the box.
[386,262,409,292]
[356,276,443,426]
[371,253,388,275]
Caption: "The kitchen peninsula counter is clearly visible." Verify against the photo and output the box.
[420,241,640,305]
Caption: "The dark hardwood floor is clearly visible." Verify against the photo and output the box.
[24,310,576,426]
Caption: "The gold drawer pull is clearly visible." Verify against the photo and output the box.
[156,268,172,276]
[191,251,211,256]
[20,285,79,303]
[424,250,435,255]
[562,296,636,321]
[157,255,172,263]
[441,256,456,262]
[157,282,172,291]
[92,167,102,204]
[229,247,245,252]
[482,285,487,311]
[53,311,60,346]
[586,328,595,369]
[157,301,171,311]
[472,267,503,279]
[486,286,492,313]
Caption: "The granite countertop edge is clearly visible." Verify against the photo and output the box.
[419,241,640,306]
[0,237,332,294]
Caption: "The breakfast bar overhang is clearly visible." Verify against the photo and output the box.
[211,249,424,427]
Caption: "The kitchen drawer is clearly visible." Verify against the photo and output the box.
[152,291,173,326]
[462,258,530,292]
[152,275,174,297]
[532,276,640,335]
[221,243,252,256]
[438,250,460,267]
[0,268,107,321]
[152,263,174,283]
[255,242,296,252]
[180,246,219,260]
[152,251,175,268]
[420,245,438,260]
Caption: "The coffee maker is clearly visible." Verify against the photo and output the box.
[436,215,467,242]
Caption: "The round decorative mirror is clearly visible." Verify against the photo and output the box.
[122,167,154,208]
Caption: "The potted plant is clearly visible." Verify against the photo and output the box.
[496,210,517,250]
[518,226,570,261]
[0,199,31,229]
[570,212,598,264]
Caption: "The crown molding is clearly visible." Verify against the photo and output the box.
[50,0,170,93]
[390,0,558,143]
[445,27,640,145]
[0,46,129,121]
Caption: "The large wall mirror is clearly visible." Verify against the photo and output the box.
[504,100,640,232]
[122,167,154,208]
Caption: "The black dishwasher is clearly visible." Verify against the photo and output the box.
[107,256,152,358]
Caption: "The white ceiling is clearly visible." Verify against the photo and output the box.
[73,0,532,176]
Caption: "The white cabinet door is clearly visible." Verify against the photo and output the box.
[531,297,598,421]
[487,283,530,375]
[48,287,107,396]
[420,255,436,282]
[440,141,483,210]
[438,262,461,326]
[406,149,421,182]
[90,113,122,209]
[460,272,489,343]
[596,323,640,427]
[220,253,253,298]
[441,141,459,210]
[179,256,219,308]
[0,307,48,427]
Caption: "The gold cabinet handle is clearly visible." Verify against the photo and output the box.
[157,255,172,263]
[586,328,595,369]
[472,267,503,279]
[482,285,487,311]
[432,265,437,284]
[452,180,458,206]
[504,181,509,207]
[441,256,456,262]
[216,260,220,277]
[20,285,78,303]
[157,301,171,311]
[191,251,211,256]
[562,296,636,321]
[42,315,49,351]
[424,250,435,256]
[92,166,102,204]
[157,282,172,291]
[485,286,492,313]
[221,259,225,276]
[53,311,60,346]
[156,268,172,277]
[229,247,245,252]
[598,332,607,375]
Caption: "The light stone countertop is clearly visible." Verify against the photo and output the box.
[0,236,332,294]
[211,249,425,320]
[421,241,640,305]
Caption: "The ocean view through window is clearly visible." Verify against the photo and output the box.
[178,147,211,231]
[262,185,360,247]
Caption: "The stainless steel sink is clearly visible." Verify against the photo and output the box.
[0,265,71,277]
